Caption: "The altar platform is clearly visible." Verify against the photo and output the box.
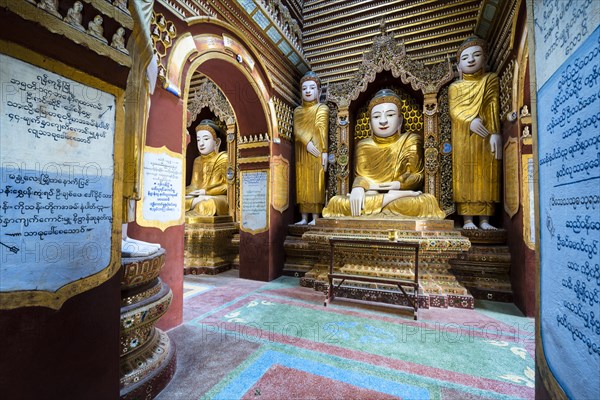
[184,215,239,275]
[285,218,474,309]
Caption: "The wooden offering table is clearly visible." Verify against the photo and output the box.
[325,238,420,320]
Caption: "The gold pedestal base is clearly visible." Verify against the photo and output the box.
[184,217,239,275]
[298,217,474,309]
[450,229,513,302]
[120,250,175,399]
[283,225,320,277]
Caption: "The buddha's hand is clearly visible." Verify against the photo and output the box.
[349,186,365,216]
[469,118,490,138]
[188,189,206,196]
[489,134,502,160]
[306,141,320,157]
[389,190,422,198]
[372,181,401,191]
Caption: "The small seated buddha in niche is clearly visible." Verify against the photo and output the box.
[88,15,108,44]
[185,120,229,217]
[113,0,129,14]
[111,27,129,54]
[37,0,62,18]
[322,89,445,219]
[64,1,84,31]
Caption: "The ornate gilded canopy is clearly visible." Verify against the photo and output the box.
[326,32,454,108]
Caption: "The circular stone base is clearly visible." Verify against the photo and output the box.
[120,329,176,400]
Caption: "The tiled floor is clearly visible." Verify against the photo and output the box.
[157,270,535,399]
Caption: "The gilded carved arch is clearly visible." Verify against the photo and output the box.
[187,79,235,127]
[165,21,276,221]
[325,32,455,214]
[326,32,454,108]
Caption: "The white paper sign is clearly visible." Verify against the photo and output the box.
[241,171,268,233]
[141,148,183,224]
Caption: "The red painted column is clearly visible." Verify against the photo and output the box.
[129,88,185,330]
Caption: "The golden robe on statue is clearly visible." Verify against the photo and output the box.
[294,100,328,214]
[185,151,228,216]
[323,132,445,218]
[449,70,501,216]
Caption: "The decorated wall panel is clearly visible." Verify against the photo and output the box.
[531,0,600,397]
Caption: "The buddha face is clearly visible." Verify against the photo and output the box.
[301,80,319,102]
[197,130,218,155]
[458,45,485,74]
[370,102,401,138]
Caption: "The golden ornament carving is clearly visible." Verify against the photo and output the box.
[503,137,519,219]
[273,97,294,141]
[326,32,454,108]
[187,79,235,127]
[271,155,290,213]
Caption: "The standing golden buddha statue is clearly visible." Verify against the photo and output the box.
[323,89,445,219]
[185,120,228,218]
[294,71,329,225]
[449,36,502,230]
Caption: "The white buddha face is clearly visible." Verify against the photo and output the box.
[197,130,218,155]
[301,80,319,102]
[370,102,402,138]
[458,45,485,74]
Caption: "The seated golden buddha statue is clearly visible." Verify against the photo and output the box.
[323,89,445,219]
[185,120,228,217]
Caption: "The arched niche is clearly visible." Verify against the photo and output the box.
[165,23,275,221]
[159,18,287,283]
[326,32,455,214]
[185,76,237,220]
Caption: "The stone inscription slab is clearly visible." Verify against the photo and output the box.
[241,170,268,233]
[0,54,115,293]
[139,147,183,228]
[536,25,600,399]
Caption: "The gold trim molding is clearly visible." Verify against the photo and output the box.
[238,156,270,164]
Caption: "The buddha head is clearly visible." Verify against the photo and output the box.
[300,71,321,103]
[196,119,222,156]
[368,89,403,138]
[456,36,488,75]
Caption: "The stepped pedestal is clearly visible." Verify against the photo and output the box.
[120,249,175,400]
[283,225,320,277]
[450,229,513,302]
[184,215,239,275]
[296,218,474,309]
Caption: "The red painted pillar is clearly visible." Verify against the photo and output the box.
[129,88,185,330]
